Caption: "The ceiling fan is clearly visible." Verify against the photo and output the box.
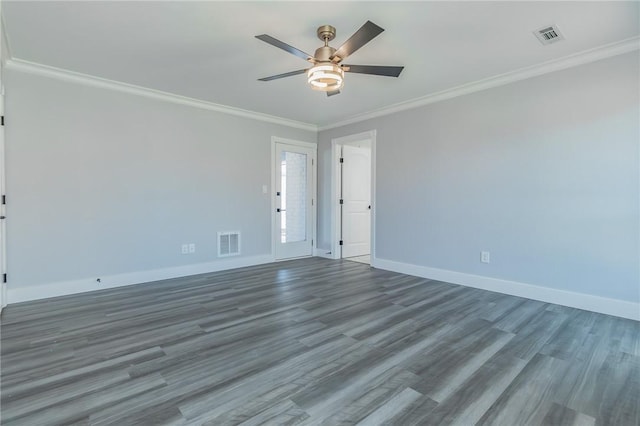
[255,21,404,97]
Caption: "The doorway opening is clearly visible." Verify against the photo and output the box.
[331,130,376,265]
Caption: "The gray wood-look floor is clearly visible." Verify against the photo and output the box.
[1,258,638,425]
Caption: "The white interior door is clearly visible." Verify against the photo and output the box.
[342,145,371,258]
[274,142,315,260]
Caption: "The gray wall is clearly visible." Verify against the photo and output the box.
[318,52,639,303]
[5,69,315,289]
[6,52,639,304]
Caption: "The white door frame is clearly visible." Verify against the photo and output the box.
[0,88,5,310]
[271,136,317,261]
[0,3,6,310]
[331,130,376,261]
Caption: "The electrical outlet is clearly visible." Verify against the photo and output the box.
[188,243,196,253]
[181,244,189,254]
[481,251,490,264]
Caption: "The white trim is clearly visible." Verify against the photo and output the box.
[313,248,334,259]
[318,36,640,131]
[331,130,377,261]
[271,136,317,150]
[271,136,317,261]
[270,139,277,262]
[5,58,317,132]
[331,140,341,260]
[5,36,637,133]
[7,254,273,304]
[1,13,13,67]
[372,257,640,321]
[0,283,5,311]
[0,27,6,310]
[370,134,377,264]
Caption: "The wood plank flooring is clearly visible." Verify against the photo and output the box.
[1,258,638,425]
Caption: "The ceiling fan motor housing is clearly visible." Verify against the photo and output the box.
[314,46,336,62]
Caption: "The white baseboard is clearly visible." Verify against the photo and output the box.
[0,283,6,312]
[313,248,335,259]
[372,257,640,321]
[7,255,273,304]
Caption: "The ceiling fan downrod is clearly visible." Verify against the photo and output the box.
[314,25,337,62]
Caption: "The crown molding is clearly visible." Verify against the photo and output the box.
[5,35,638,134]
[1,13,13,67]
[318,36,640,131]
[5,58,318,132]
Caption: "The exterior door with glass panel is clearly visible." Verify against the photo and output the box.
[275,142,315,260]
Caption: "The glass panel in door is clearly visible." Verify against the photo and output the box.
[275,143,314,259]
[280,150,307,243]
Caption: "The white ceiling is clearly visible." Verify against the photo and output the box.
[3,1,639,127]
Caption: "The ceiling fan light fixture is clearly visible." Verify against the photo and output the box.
[256,21,404,96]
[307,63,344,91]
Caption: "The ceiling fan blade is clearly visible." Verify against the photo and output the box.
[255,34,313,62]
[258,69,308,82]
[327,89,341,97]
[343,65,404,77]
[331,21,384,62]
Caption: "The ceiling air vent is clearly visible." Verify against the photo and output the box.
[534,24,564,45]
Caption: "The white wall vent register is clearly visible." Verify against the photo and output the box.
[218,231,240,257]
[534,24,565,45]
